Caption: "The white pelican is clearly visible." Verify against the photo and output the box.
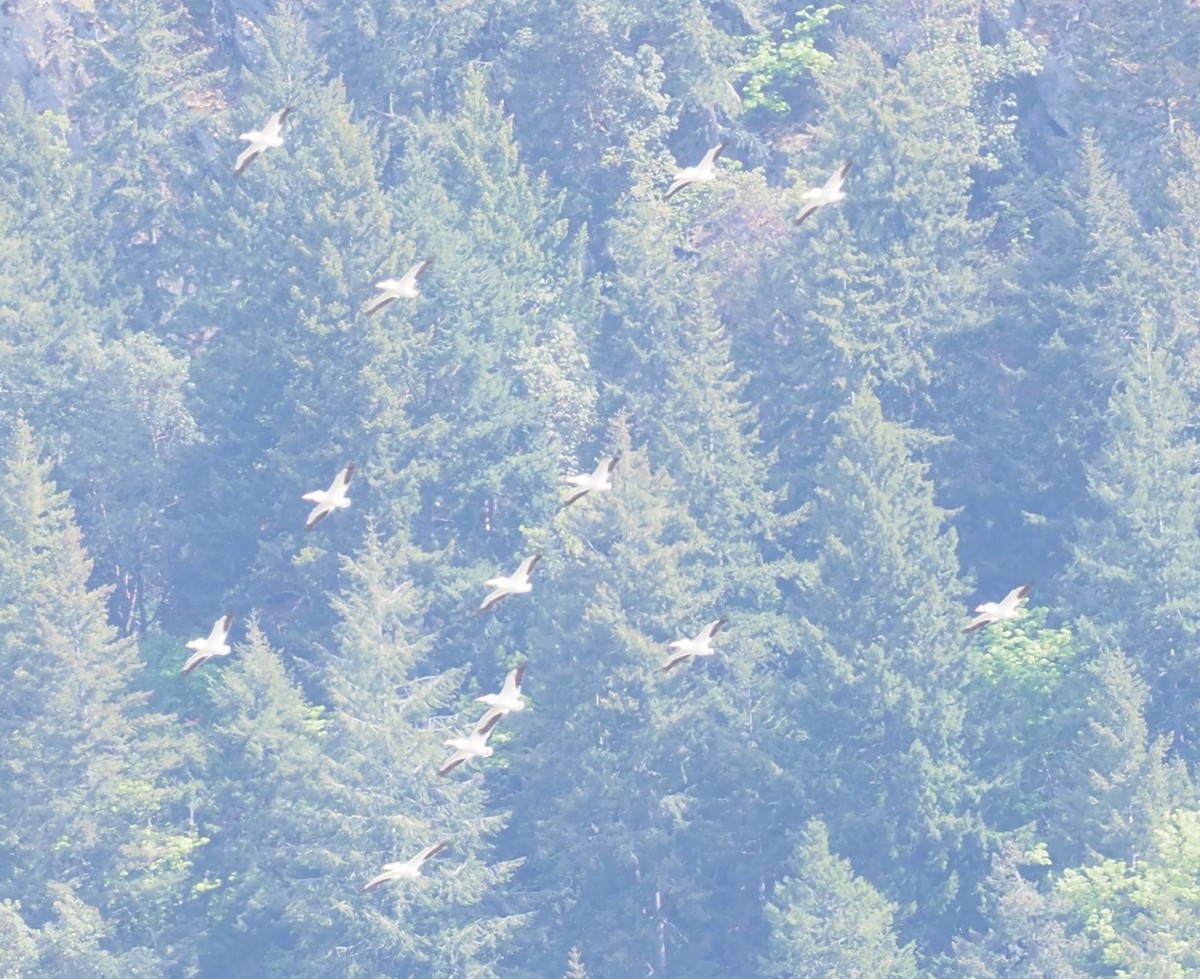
[662,617,728,673]
[663,143,727,201]
[302,463,354,531]
[364,258,433,316]
[475,663,527,734]
[794,160,853,226]
[234,106,293,178]
[363,841,450,891]
[478,554,541,614]
[437,722,494,776]
[963,584,1033,633]
[562,454,620,509]
[181,612,235,674]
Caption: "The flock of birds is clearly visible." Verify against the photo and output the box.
[177,107,1036,892]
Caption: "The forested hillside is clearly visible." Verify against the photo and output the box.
[3,0,1200,975]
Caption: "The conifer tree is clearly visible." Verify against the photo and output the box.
[1044,648,1191,867]
[176,5,402,645]
[760,820,918,979]
[499,437,798,977]
[373,66,599,562]
[792,386,986,942]
[939,133,1154,595]
[184,617,343,978]
[0,420,194,971]
[72,0,223,331]
[1063,316,1200,750]
[318,528,529,977]
[951,844,1088,979]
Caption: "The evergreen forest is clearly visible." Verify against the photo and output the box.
[3,0,1200,975]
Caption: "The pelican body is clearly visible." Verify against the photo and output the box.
[662,617,728,673]
[234,106,293,177]
[303,463,354,531]
[479,554,542,614]
[182,612,235,674]
[663,143,727,201]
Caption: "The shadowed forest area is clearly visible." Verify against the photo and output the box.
[3,0,1200,975]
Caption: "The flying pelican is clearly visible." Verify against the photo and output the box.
[181,612,235,674]
[478,554,542,614]
[363,841,450,891]
[303,463,354,531]
[365,258,433,316]
[663,143,727,201]
[475,663,527,734]
[794,160,853,226]
[437,723,494,776]
[234,106,293,178]
[662,617,728,673]
[562,455,620,509]
[963,584,1033,633]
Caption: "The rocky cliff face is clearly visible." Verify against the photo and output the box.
[0,0,90,113]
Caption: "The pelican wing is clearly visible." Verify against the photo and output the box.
[701,142,728,167]
[793,203,820,227]
[264,105,294,138]
[516,553,542,578]
[400,258,433,290]
[305,504,332,531]
[661,650,693,673]
[562,486,590,508]
[364,292,396,316]
[233,145,261,177]
[478,587,508,614]
[663,175,691,201]
[962,613,992,634]
[503,663,526,696]
[700,617,728,641]
[437,751,468,777]
[824,160,853,192]
[415,840,450,866]
[181,651,210,675]
[208,612,235,645]
[334,463,355,492]
[1002,582,1033,610]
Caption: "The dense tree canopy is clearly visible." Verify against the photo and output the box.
[2,0,1199,974]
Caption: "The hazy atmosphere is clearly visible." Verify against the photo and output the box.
[2,0,1200,975]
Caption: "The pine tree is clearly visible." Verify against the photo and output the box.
[792,387,987,943]
[760,820,918,979]
[497,436,800,977]
[71,0,223,332]
[0,420,195,971]
[184,617,344,978]
[1063,315,1200,750]
[951,844,1088,979]
[1044,648,1191,867]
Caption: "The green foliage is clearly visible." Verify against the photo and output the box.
[1064,314,1200,749]
[794,387,988,941]
[4,0,1200,974]
[962,609,1090,835]
[761,819,918,978]
[734,6,838,119]
[1043,648,1192,868]
[0,421,193,972]
[1057,809,1200,977]
[950,843,1089,979]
